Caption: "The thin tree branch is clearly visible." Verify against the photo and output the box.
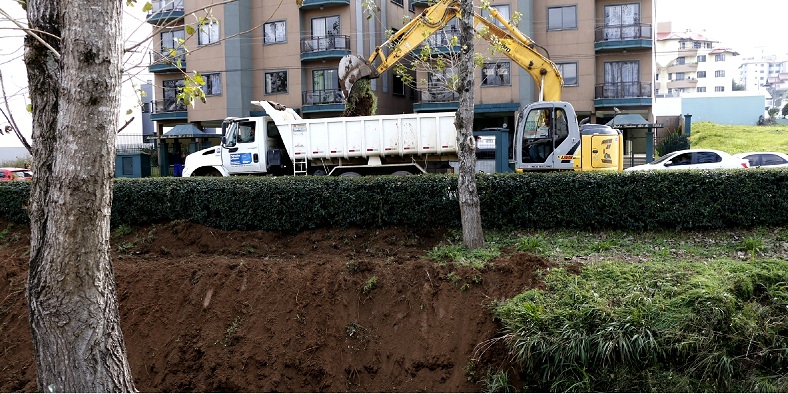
[0,70,32,153]
[0,7,61,59]
[117,116,134,134]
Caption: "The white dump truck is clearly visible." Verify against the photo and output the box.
[182,99,623,177]
[182,100,461,177]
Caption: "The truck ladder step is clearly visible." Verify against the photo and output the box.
[293,157,308,175]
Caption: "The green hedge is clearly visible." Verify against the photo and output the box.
[2,169,787,231]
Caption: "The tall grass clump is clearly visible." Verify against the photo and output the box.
[492,259,788,392]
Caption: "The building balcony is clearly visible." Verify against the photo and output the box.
[300,35,351,62]
[594,82,652,108]
[148,50,186,73]
[150,99,188,121]
[666,62,698,73]
[146,0,184,25]
[667,78,699,89]
[594,24,652,52]
[413,83,459,112]
[420,29,461,55]
[299,0,350,10]
[301,89,346,114]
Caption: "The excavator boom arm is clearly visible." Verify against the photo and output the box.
[471,13,563,102]
[339,0,563,101]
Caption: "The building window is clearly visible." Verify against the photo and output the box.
[159,29,185,62]
[715,86,725,92]
[675,72,685,81]
[668,73,672,80]
[676,57,685,65]
[715,54,725,62]
[697,55,706,62]
[547,6,577,31]
[483,4,510,28]
[693,41,701,49]
[408,0,414,12]
[201,73,222,96]
[198,21,220,46]
[655,73,659,81]
[161,79,186,112]
[602,61,641,98]
[481,62,511,86]
[393,74,406,96]
[556,62,578,86]
[392,0,403,7]
[264,20,286,44]
[312,15,340,38]
[715,70,725,77]
[602,3,640,40]
[697,71,706,78]
[265,71,288,94]
[697,87,706,92]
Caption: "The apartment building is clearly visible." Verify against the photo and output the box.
[655,22,740,97]
[739,55,788,107]
[146,0,655,153]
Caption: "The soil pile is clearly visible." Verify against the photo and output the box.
[0,220,549,392]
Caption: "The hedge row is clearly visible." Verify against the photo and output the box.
[1,169,787,232]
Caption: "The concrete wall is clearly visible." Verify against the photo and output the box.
[682,94,765,125]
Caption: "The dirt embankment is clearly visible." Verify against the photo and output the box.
[0,220,550,392]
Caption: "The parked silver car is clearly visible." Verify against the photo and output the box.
[625,149,749,171]
[733,152,788,168]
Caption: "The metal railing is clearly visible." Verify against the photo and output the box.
[300,35,350,53]
[594,23,652,42]
[151,99,187,114]
[149,50,186,68]
[302,89,344,105]
[148,0,184,14]
[595,82,652,99]
[116,134,156,154]
[417,83,459,103]
[424,28,460,48]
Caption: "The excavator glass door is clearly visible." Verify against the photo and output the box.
[516,105,573,170]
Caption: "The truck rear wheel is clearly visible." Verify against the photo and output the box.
[339,171,361,177]
[391,170,412,176]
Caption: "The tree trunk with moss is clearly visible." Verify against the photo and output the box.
[24,0,136,391]
[453,0,484,248]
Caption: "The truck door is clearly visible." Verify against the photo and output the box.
[221,120,266,174]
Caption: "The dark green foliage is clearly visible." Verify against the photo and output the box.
[656,130,690,156]
[2,169,788,231]
[493,259,788,392]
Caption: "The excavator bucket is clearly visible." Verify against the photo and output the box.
[339,55,376,98]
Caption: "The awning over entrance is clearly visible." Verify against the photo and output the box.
[605,114,663,129]
[157,124,221,139]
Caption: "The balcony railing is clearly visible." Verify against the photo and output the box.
[417,83,459,103]
[146,0,184,23]
[423,28,460,48]
[149,50,186,72]
[151,99,187,114]
[302,89,344,106]
[595,82,652,99]
[595,23,652,42]
[300,35,350,53]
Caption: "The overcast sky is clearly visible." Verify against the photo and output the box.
[655,0,787,57]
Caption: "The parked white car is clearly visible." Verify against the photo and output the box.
[733,152,788,168]
[625,149,749,171]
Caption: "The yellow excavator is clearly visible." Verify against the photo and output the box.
[338,0,623,171]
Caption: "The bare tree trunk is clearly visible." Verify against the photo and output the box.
[453,0,484,249]
[24,0,136,391]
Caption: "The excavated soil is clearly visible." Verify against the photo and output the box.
[0,219,552,392]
